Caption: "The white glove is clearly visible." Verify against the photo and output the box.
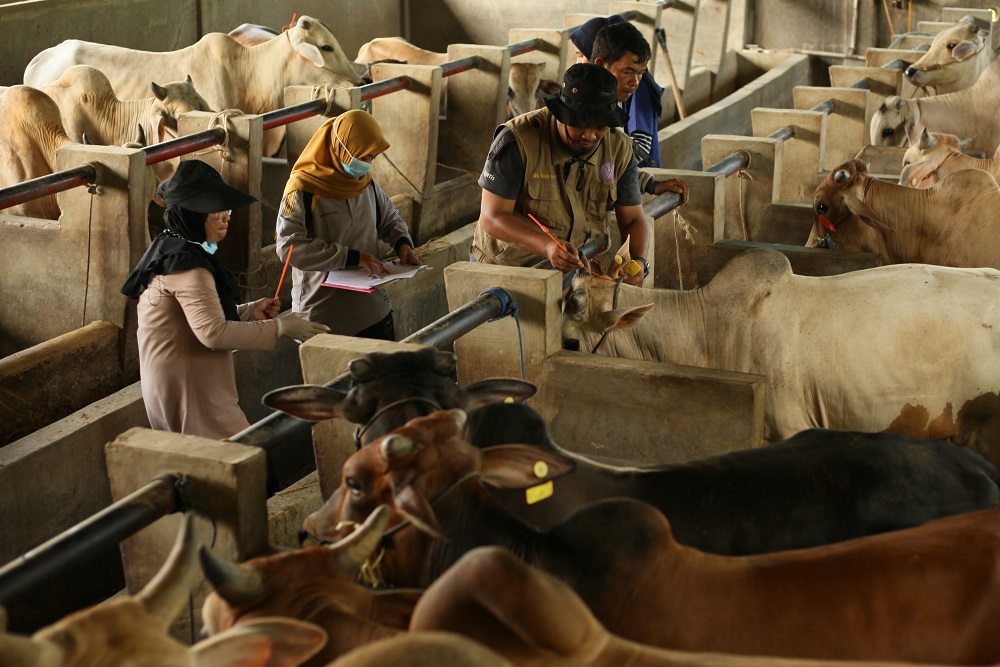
[276,312,329,342]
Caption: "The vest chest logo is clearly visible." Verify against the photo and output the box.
[530,172,557,179]
[599,160,616,183]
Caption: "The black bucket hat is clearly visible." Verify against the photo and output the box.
[544,63,627,129]
[157,159,257,213]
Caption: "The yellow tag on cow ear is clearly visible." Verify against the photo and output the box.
[533,461,549,478]
[526,481,553,505]
[504,396,515,404]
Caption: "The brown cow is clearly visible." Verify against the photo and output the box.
[809,158,1000,268]
[414,546,979,667]
[201,506,422,666]
[0,513,326,666]
[306,408,1000,662]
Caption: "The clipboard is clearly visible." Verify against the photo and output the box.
[322,261,431,293]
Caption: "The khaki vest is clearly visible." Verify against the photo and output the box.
[473,108,634,267]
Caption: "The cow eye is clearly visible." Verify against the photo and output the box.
[947,42,956,50]
[816,202,829,214]
[881,128,895,138]
[902,160,910,167]
[346,478,363,496]
[320,45,334,52]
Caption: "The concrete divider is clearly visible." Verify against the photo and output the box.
[0,321,126,446]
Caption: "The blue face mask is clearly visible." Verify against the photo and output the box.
[201,241,218,255]
[340,157,372,179]
[335,131,374,179]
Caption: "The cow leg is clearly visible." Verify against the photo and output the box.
[410,546,603,659]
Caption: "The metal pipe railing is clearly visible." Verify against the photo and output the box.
[0,474,183,604]
[440,56,481,78]
[0,165,96,212]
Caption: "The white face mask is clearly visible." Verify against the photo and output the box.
[201,241,219,255]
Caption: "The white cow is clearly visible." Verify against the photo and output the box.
[561,248,1000,469]
[898,129,995,188]
[24,16,362,156]
[355,36,558,119]
[870,53,1000,150]
[39,65,210,181]
[904,19,994,94]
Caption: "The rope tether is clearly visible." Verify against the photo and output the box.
[479,287,525,381]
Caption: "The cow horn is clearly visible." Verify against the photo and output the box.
[348,357,374,382]
[432,350,457,377]
[380,434,414,460]
[450,409,468,430]
[198,547,266,607]
[330,505,391,574]
[150,81,167,101]
[834,169,851,183]
[918,127,937,150]
[136,513,200,625]
[82,132,92,145]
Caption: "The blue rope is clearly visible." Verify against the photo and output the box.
[479,287,526,380]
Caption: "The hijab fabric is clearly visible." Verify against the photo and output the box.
[283,110,391,200]
[121,205,241,321]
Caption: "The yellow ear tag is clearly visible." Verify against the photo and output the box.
[533,461,549,478]
[911,178,917,186]
[504,396,515,404]
[525,481,553,505]
[623,260,642,277]
[614,254,624,265]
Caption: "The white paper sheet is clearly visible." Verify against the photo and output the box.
[321,262,431,292]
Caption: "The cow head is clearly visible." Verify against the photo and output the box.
[899,129,973,189]
[263,348,536,446]
[0,514,326,667]
[302,410,575,587]
[149,74,211,143]
[870,96,913,147]
[904,20,986,93]
[809,159,893,251]
[285,16,364,85]
[506,62,560,119]
[200,506,419,663]
[560,272,653,354]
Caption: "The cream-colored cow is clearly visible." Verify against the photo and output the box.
[24,16,362,157]
[904,19,994,94]
[898,129,995,188]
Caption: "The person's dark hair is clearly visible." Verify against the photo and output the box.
[592,21,651,65]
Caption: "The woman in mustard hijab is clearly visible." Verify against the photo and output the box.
[275,110,419,340]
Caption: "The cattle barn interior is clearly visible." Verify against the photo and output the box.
[1,0,999,658]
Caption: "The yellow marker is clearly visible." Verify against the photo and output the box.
[526,481,554,504]
[911,178,917,186]
[533,461,549,478]
[623,260,643,277]
[614,254,624,265]
[504,396,515,404]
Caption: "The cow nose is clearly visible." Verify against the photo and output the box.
[905,66,918,79]
[297,528,309,545]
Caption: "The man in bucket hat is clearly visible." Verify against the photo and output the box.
[471,63,688,283]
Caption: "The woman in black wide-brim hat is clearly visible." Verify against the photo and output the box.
[122,160,328,440]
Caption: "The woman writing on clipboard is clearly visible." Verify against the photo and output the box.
[275,110,420,341]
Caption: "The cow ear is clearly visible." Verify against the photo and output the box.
[843,193,892,232]
[192,617,327,667]
[951,40,980,61]
[960,134,979,152]
[288,31,325,67]
[480,444,576,489]
[461,379,537,409]
[595,304,654,332]
[262,384,350,421]
[393,485,444,538]
[150,81,168,101]
[538,78,562,98]
[898,160,937,188]
[917,127,937,151]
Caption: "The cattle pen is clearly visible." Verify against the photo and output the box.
[2,0,999,659]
